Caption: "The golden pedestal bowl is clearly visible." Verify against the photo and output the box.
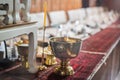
[49,37,82,76]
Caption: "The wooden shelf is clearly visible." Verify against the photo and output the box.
[0,21,37,30]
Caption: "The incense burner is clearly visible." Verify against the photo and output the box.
[50,37,82,76]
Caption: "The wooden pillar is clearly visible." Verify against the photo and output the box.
[89,0,97,7]
[82,0,89,8]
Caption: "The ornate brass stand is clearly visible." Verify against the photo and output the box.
[55,60,74,76]
[38,30,47,70]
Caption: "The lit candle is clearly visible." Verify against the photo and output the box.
[43,1,47,29]
[40,1,48,70]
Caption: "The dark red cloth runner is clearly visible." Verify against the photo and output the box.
[81,28,120,53]
[36,53,104,80]
[81,19,120,53]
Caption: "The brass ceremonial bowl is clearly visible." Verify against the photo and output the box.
[49,37,82,76]
[17,44,29,69]
[38,41,48,48]
[17,44,28,57]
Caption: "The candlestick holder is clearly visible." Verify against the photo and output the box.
[49,37,82,76]
[38,41,48,70]
[45,45,57,66]
[38,0,48,71]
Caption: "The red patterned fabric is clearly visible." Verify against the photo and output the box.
[36,53,104,80]
[81,28,120,53]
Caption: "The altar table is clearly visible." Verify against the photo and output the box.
[0,20,120,80]
[36,19,120,80]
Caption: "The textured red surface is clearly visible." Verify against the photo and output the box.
[36,53,104,80]
[81,27,120,53]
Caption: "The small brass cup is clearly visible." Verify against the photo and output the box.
[17,44,29,69]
